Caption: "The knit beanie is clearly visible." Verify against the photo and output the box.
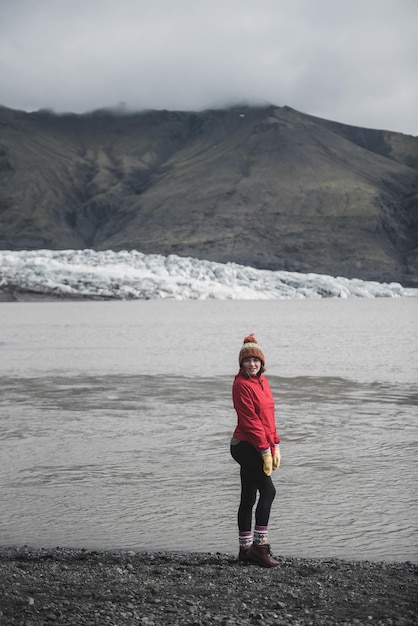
[239,334,265,369]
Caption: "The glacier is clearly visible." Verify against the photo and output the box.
[0,249,417,300]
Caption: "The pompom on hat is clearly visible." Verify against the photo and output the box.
[239,334,265,370]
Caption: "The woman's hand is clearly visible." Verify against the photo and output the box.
[262,451,273,476]
[273,446,281,470]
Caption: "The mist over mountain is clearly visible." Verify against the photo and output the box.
[0,104,417,285]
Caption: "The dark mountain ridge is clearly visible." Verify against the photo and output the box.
[0,104,417,285]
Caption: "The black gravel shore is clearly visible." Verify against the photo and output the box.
[0,547,417,625]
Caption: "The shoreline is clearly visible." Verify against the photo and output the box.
[0,547,417,625]
[0,288,113,302]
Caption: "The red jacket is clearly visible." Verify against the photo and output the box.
[232,370,280,454]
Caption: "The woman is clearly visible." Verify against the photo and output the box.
[230,334,281,568]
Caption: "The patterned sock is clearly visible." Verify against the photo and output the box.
[254,525,268,545]
[239,531,253,550]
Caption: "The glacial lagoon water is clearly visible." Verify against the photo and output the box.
[0,298,417,562]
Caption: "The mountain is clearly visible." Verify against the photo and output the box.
[0,104,417,285]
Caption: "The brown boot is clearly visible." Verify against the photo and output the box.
[246,543,280,568]
[238,547,253,563]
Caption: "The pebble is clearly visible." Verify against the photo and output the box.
[0,547,416,625]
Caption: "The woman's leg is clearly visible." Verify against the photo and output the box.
[231,441,280,567]
[231,441,276,528]
[238,465,257,531]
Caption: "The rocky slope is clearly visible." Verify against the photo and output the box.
[0,104,417,284]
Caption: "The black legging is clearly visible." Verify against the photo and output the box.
[230,440,276,531]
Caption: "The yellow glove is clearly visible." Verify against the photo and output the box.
[273,446,281,470]
[262,451,273,476]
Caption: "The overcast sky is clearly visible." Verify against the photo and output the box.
[1,0,417,135]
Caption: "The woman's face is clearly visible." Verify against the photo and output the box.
[242,357,262,377]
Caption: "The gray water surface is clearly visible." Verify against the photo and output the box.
[1,299,417,562]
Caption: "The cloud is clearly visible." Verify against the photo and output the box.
[0,0,417,135]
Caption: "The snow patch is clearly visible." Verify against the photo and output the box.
[0,249,416,300]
